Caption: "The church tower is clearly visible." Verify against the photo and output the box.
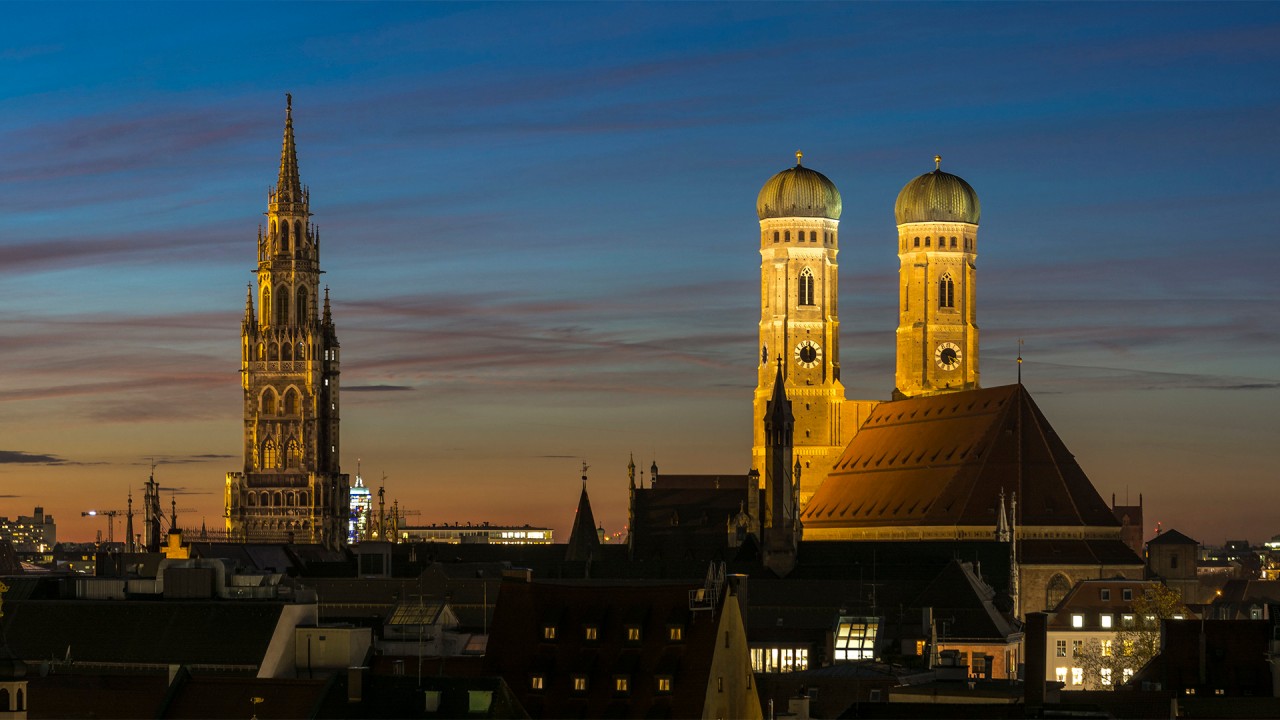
[752,153,849,508]
[893,156,981,398]
[225,96,349,548]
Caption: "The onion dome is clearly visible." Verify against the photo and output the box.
[894,155,980,225]
[757,151,842,220]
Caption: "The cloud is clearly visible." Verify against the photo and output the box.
[345,385,415,392]
[0,450,66,465]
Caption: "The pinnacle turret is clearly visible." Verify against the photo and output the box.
[276,93,303,203]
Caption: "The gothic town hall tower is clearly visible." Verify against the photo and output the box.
[225,97,349,548]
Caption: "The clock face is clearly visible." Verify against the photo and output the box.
[935,341,962,371]
[795,340,821,368]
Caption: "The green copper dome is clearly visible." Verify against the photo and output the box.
[757,152,842,221]
[895,156,980,225]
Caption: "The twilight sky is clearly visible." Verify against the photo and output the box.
[1,3,1277,547]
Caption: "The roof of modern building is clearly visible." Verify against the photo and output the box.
[801,385,1120,532]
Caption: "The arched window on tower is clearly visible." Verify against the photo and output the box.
[261,287,271,325]
[260,388,277,414]
[282,343,293,362]
[799,268,815,306]
[294,220,302,247]
[810,231,817,242]
[275,286,289,325]
[283,388,299,415]
[262,439,278,469]
[281,220,291,252]
[296,287,309,325]
[938,274,955,309]
[287,438,302,469]
[268,343,279,361]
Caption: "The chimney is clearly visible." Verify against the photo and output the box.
[1024,612,1047,709]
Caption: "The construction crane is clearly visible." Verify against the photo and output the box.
[82,509,122,544]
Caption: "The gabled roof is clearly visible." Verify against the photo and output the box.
[484,579,725,718]
[1147,529,1200,546]
[802,385,1118,531]
[1,599,284,667]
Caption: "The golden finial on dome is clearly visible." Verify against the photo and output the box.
[935,154,942,170]
[796,150,803,166]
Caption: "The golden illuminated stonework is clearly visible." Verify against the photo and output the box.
[224,96,350,548]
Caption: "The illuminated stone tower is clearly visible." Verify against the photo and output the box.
[893,156,981,398]
[752,153,853,508]
[225,96,349,548]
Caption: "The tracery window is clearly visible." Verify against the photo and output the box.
[799,268,815,306]
[286,439,301,469]
[296,287,309,324]
[283,388,299,415]
[938,273,955,309]
[260,388,277,414]
[1046,573,1072,610]
[275,286,289,325]
[262,439,278,469]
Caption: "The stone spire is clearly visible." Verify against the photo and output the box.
[276,93,303,202]
[323,286,333,325]
[243,285,255,329]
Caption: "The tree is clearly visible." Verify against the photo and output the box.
[1078,584,1188,690]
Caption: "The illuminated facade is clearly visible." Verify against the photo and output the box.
[751,153,877,509]
[0,506,56,552]
[225,96,350,548]
[348,471,372,544]
[893,156,981,398]
[397,524,553,545]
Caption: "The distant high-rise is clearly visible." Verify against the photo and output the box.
[225,96,349,548]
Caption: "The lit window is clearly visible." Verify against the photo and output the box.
[1072,640,1082,657]
[1071,614,1084,628]
[585,627,597,641]
[626,626,640,641]
[669,626,683,641]
[614,677,629,693]
[1101,639,1113,657]
[1101,668,1112,686]
[1101,614,1113,629]
[531,676,543,690]
[1055,667,1067,684]
[1122,668,1133,683]
[543,625,556,640]
[1055,640,1067,657]
[833,617,878,661]
[1122,639,1134,656]
[915,639,926,656]
[1122,614,1135,627]
[656,676,671,693]
[1071,667,1083,686]
[572,676,587,692]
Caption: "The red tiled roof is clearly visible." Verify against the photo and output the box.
[801,385,1118,531]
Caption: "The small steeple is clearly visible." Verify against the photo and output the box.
[243,285,255,326]
[565,467,602,562]
[322,286,333,325]
[277,93,303,202]
[766,357,793,430]
[795,150,803,167]
[627,453,636,491]
[934,154,942,171]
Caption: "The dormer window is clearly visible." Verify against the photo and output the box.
[1071,614,1084,628]
[542,625,556,640]
[668,626,683,641]
[626,626,641,641]
[585,626,598,641]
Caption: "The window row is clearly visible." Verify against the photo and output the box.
[751,646,809,673]
[264,218,309,255]
[1068,612,1159,629]
[260,285,313,326]
[1054,666,1133,686]
[531,674,673,694]
[260,437,305,471]
[542,624,683,642]
[772,229,834,244]
[254,341,312,363]
[906,235,972,251]
[259,387,305,415]
[244,490,310,507]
